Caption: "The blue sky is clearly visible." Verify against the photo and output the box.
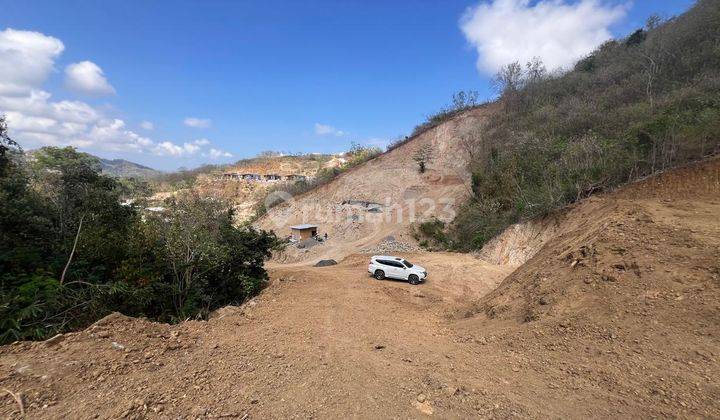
[1,0,694,170]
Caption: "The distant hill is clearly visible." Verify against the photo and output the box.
[99,158,162,178]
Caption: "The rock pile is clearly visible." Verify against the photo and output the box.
[360,238,421,254]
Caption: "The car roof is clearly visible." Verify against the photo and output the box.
[371,255,403,260]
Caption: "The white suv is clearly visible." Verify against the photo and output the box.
[368,256,427,285]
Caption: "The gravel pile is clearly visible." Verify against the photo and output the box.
[360,239,421,254]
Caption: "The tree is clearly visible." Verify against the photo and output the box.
[525,57,547,85]
[625,29,647,46]
[493,61,524,95]
[0,116,19,176]
[645,14,663,31]
[30,147,136,282]
[412,144,434,173]
[147,193,280,319]
[451,90,479,110]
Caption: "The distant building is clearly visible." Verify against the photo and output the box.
[219,172,308,183]
[290,224,318,241]
[241,173,262,181]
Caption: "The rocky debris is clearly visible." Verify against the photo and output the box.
[341,200,383,212]
[208,305,242,320]
[314,259,338,267]
[361,239,421,254]
[296,238,321,249]
[111,342,126,351]
[95,330,111,338]
[43,334,64,347]
[413,400,434,415]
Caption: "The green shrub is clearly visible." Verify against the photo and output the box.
[413,218,448,250]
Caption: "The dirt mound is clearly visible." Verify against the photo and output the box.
[453,157,720,417]
[474,158,720,322]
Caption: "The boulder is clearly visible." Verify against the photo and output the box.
[314,259,338,267]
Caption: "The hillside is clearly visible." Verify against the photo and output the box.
[190,154,344,221]
[1,158,717,418]
[256,106,494,262]
[442,0,720,251]
[147,154,344,221]
[99,158,162,178]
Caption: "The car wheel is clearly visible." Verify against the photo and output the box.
[408,274,420,285]
[374,270,385,280]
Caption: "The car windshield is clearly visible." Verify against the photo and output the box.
[402,260,413,268]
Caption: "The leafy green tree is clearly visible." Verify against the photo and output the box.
[146,193,281,319]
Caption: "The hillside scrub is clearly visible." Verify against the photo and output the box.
[444,0,720,250]
[409,90,482,139]
[0,132,281,343]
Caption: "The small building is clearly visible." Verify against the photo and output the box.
[290,224,318,241]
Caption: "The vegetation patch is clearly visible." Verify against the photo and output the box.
[0,134,282,344]
[413,218,449,250]
[446,2,720,251]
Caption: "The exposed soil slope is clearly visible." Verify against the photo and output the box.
[0,158,718,419]
[256,107,493,263]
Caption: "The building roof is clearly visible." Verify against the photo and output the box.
[290,224,318,230]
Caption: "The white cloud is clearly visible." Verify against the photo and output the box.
[140,120,154,130]
[184,117,211,128]
[0,28,231,162]
[207,148,233,159]
[460,0,628,74]
[147,138,225,157]
[0,28,64,96]
[64,61,115,96]
[314,122,345,137]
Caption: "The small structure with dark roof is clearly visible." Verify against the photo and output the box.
[290,224,318,241]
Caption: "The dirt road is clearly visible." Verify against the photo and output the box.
[0,253,518,419]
